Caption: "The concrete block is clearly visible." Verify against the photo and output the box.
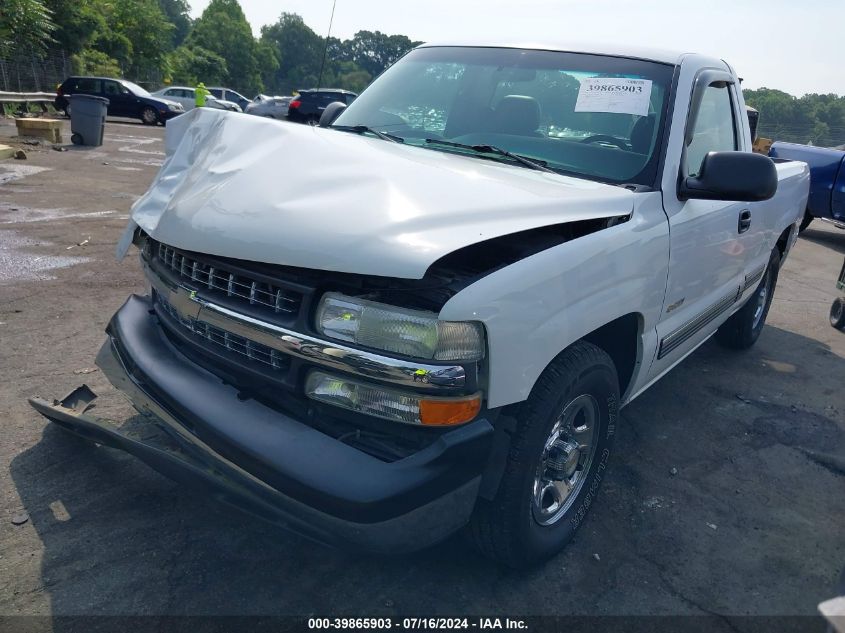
[0,144,15,160]
[15,118,63,144]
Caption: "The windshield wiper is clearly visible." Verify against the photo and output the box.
[424,138,556,173]
[332,125,404,143]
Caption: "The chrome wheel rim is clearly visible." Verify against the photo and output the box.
[752,270,770,329]
[532,394,599,526]
[143,109,156,124]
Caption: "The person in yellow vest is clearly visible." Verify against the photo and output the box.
[195,82,210,108]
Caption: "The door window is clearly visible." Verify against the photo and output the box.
[75,78,101,94]
[103,81,124,96]
[686,84,737,177]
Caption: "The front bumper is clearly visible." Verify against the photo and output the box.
[29,295,493,553]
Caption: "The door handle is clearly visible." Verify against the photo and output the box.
[738,209,752,233]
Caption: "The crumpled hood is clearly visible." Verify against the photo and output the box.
[127,108,634,278]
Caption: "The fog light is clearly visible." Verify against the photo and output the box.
[305,371,481,426]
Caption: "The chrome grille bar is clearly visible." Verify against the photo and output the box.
[155,243,301,315]
[156,293,289,372]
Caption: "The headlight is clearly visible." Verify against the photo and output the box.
[306,371,481,426]
[316,292,484,361]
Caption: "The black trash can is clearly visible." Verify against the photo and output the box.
[68,94,109,147]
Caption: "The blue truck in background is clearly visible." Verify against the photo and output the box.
[769,142,845,231]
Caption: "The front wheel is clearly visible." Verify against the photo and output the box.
[469,341,619,567]
[716,247,780,349]
[141,106,158,125]
[831,297,845,330]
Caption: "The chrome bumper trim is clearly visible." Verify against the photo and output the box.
[145,263,467,390]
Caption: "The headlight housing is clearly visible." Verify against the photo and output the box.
[306,371,481,426]
[316,292,484,361]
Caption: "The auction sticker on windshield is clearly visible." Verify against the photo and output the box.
[574,77,653,116]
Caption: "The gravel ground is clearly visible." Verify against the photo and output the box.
[0,117,843,626]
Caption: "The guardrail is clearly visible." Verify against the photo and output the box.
[0,91,54,103]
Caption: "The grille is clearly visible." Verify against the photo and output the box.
[154,242,302,316]
[156,294,290,371]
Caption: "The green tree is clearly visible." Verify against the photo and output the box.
[42,0,100,56]
[110,0,173,78]
[158,0,192,47]
[343,30,419,78]
[260,13,323,93]
[745,88,845,147]
[0,0,56,56]
[322,60,371,93]
[72,48,121,76]
[255,40,280,94]
[188,0,261,93]
[165,44,227,85]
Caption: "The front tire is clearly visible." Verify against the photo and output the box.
[469,341,619,567]
[716,247,780,349]
[830,297,845,330]
[141,106,158,125]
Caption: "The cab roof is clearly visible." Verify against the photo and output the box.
[417,41,692,65]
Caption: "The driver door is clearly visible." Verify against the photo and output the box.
[646,71,753,381]
[103,80,132,117]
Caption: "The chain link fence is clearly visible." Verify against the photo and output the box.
[0,50,72,93]
[757,124,845,150]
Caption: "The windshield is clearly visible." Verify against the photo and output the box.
[121,80,151,97]
[334,47,675,186]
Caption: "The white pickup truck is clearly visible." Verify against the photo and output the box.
[31,42,810,566]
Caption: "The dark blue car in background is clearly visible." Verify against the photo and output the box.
[770,142,845,231]
[55,76,184,125]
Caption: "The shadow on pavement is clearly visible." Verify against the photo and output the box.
[801,226,845,255]
[9,326,845,620]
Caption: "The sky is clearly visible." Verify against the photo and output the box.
[189,0,844,96]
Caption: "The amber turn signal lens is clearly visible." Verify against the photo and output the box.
[419,394,481,426]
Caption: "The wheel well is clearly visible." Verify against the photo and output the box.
[581,313,642,397]
[776,225,792,257]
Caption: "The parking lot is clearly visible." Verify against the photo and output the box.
[0,117,843,622]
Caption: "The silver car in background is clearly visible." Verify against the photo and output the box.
[150,86,243,113]
[245,94,293,119]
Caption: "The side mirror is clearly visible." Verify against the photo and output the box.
[319,101,347,127]
[680,151,778,202]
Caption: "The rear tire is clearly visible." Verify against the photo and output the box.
[715,247,780,349]
[830,298,845,330]
[71,133,82,145]
[469,341,619,567]
[799,211,813,232]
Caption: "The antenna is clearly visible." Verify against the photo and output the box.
[317,0,338,90]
